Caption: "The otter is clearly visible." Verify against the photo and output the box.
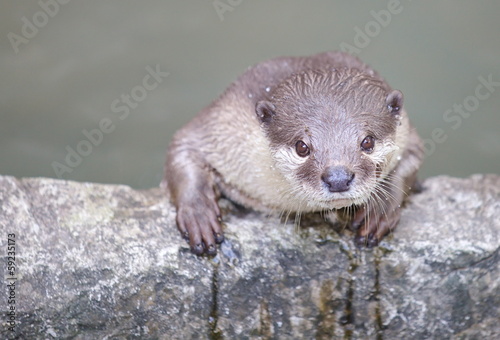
[163,51,423,255]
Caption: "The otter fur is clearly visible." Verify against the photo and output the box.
[163,51,423,255]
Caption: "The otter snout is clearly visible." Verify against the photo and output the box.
[321,166,354,193]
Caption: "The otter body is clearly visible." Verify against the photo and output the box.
[164,51,423,255]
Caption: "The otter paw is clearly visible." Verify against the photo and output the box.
[176,203,224,255]
[351,205,401,248]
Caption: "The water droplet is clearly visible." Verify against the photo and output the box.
[397,156,402,161]
[248,93,253,98]
[265,86,271,92]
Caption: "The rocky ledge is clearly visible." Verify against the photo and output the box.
[0,174,499,339]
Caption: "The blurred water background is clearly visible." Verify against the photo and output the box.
[1,1,499,189]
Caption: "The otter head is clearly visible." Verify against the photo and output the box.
[255,68,404,211]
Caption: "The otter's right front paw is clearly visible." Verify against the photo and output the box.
[175,202,224,255]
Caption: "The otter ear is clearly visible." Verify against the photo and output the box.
[255,101,276,124]
[386,90,404,115]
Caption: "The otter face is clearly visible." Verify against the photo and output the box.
[255,69,404,211]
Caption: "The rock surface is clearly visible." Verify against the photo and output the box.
[0,174,499,339]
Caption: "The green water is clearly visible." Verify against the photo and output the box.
[1,1,499,189]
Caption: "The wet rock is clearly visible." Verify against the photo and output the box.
[0,174,498,339]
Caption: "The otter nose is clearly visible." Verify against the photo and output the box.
[321,166,354,193]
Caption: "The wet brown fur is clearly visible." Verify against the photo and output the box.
[163,51,423,255]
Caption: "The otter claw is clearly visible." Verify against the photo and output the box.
[206,244,217,255]
[214,232,224,244]
[192,243,205,255]
[354,234,380,248]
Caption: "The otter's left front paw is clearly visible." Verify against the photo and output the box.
[351,205,401,247]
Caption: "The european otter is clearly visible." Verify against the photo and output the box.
[163,51,423,255]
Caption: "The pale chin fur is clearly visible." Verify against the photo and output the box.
[271,147,357,212]
[271,135,401,212]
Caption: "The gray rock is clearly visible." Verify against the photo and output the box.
[0,174,498,339]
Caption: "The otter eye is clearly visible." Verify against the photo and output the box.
[361,136,375,153]
[295,140,310,157]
